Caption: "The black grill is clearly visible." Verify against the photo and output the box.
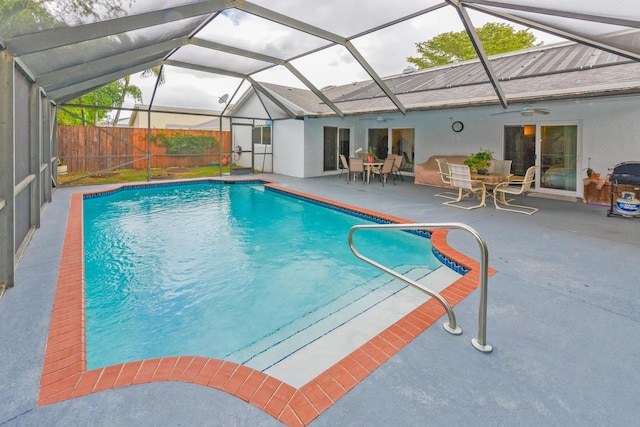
[609,161,640,185]
[607,161,640,218]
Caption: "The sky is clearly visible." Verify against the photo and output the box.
[123,0,566,115]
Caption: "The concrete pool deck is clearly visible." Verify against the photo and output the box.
[2,174,640,426]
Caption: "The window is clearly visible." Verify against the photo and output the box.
[252,125,271,145]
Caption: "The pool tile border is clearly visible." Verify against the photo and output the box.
[38,178,495,426]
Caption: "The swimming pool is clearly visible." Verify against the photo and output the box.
[83,180,448,371]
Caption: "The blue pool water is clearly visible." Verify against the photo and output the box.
[83,181,443,370]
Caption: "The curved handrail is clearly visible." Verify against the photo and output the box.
[348,222,492,353]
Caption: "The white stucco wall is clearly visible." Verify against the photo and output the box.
[129,106,220,128]
[254,143,273,173]
[415,96,640,180]
[234,92,267,119]
[273,119,305,177]
[235,89,640,197]
[288,96,640,197]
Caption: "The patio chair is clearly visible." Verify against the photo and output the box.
[434,158,459,199]
[443,164,486,210]
[485,158,514,199]
[492,165,538,215]
[372,157,396,186]
[339,154,349,180]
[488,159,513,179]
[389,154,404,182]
[348,157,365,183]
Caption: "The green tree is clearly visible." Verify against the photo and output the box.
[58,80,126,126]
[59,66,167,126]
[109,75,141,127]
[407,22,540,69]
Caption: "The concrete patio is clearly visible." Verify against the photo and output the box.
[1,174,639,426]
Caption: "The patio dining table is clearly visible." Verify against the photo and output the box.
[471,172,510,199]
[470,172,510,184]
[363,161,384,184]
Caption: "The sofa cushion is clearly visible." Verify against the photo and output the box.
[414,155,469,187]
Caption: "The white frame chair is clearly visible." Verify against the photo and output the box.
[488,159,513,180]
[485,159,514,200]
[434,158,461,199]
[443,164,487,210]
[492,165,538,215]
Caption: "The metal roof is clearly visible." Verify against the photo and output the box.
[2,0,640,120]
[256,32,640,117]
[334,31,637,101]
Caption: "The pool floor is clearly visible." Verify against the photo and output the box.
[38,179,489,426]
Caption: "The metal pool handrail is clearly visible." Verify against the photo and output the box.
[348,222,492,353]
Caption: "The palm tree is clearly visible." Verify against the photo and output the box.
[111,66,165,127]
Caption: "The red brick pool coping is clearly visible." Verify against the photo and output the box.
[38,179,495,427]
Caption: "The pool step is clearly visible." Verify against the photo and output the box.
[227,265,435,371]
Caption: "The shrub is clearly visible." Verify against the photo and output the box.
[152,133,218,155]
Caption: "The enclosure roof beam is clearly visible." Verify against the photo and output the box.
[240,2,347,44]
[190,38,284,64]
[163,60,246,79]
[38,38,188,91]
[241,2,404,115]
[190,38,344,117]
[464,0,640,28]
[448,0,508,108]
[247,77,298,119]
[465,2,640,62]
[4,0,225,56]
[344,41,407,114]
[48,59,163,103]
[282,63,344,118]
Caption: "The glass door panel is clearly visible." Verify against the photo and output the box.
[505,124,578,193]
[324,126,350,172]
[391,128,415,172]
[368,128,388,160]
[339,128,350,171]
[539,125,577,191]
[504,125,536,177]
[323,126,337,171]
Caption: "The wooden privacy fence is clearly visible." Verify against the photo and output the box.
[57,126,231,172]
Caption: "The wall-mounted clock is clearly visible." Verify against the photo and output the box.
[452,121,464,132]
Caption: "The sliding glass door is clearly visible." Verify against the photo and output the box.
[324,126,350,172]
[539,125,578,191]
[391,128,415,172]
[367,127,415,172]
[504,125,536,177]
[504,123,579,193]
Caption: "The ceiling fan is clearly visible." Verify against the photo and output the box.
[491,107,549,116]
[358,116,394,122]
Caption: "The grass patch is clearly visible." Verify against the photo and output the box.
[58,166,230,187]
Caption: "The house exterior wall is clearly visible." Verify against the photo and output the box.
[286,95,640,198]
[235,91,273,120]
[273,119,305,177]
[129,107,220,129]
[409,96,640,185]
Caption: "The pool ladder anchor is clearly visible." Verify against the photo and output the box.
[348,222,492,353]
